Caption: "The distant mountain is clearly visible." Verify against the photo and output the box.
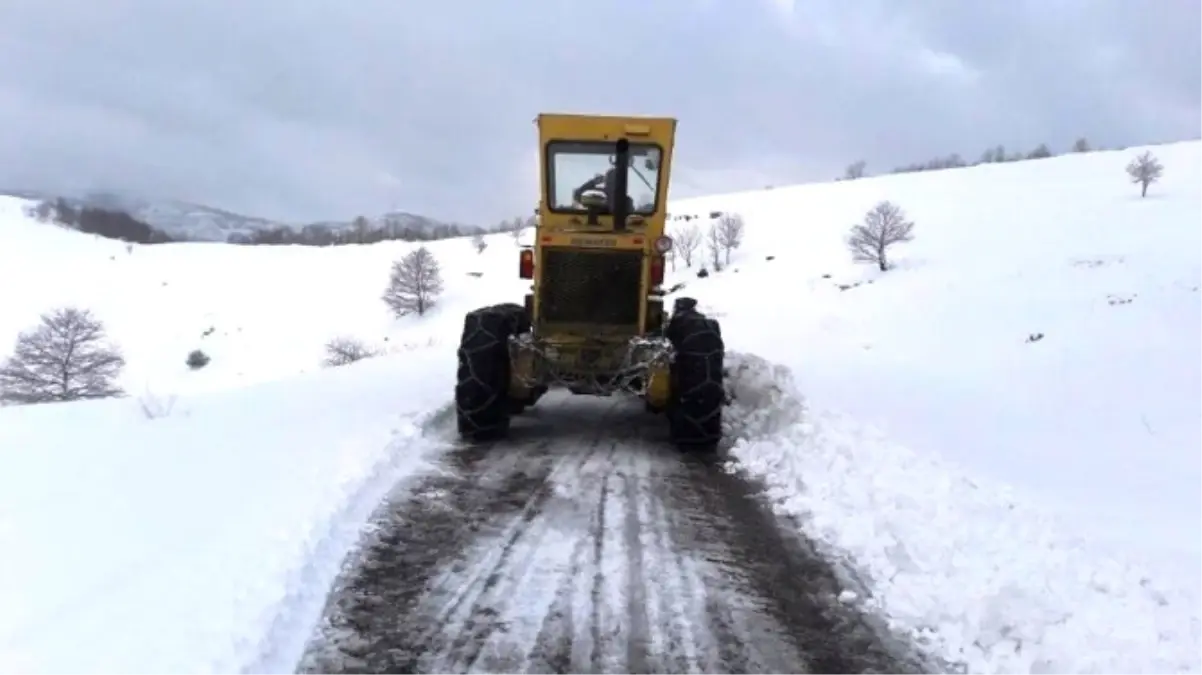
[4,188,484,243]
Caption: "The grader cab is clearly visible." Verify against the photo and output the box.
[453,113,725,451]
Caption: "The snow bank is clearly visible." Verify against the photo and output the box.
[723,352,1201,674]
[0,351,455,674]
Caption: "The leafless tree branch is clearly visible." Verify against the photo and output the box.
[382,246,444,318]
[0,307,125,404]
[846,201,915,272]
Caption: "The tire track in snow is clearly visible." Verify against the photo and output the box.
[298,394,928,674]
[297,395,616,674]
[426,424,619,673]
[664,454,926,674]
[521,440,623,674]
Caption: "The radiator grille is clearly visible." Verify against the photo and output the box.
[539,248,642,325]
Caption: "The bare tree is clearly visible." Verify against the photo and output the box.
[706,221,723,271]
[323,336,378,367]
[351,215,372,244]
[501,216,529,246]
[507,217,521,245]
[471,233,487,254]
[846,201,915,272]
[31,201,54,222]
[382,246,444,317]
[0,307,125,404]
[673,223,702,268]
[844,160,867,180]
[715,213,745,265]
[1026,143,1053,159]
[1126,151,1164,198]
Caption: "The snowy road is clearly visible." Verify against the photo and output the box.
[298,394,927,674]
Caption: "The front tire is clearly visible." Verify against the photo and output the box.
[667,310,725,453]
[454,303,528,442]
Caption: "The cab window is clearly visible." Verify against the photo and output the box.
[545,140,662,215]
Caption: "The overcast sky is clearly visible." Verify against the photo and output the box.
[0,0,1198,226]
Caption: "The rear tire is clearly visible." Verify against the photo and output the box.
[455,303,529,442]
[667,310,725,453]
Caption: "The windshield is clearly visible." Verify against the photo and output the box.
[546,140,662,215]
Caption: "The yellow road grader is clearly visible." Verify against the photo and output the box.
[453,113,725,452]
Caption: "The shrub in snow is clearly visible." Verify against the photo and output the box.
[186,349,211,370]
[1126,151,1163,198]
[0,307,125,404]
[847,200,915,272]
[697,267,710,278]
[383,246,444,318]
[323,337,378,367]
[137,390,177,419]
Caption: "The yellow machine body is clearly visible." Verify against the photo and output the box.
[509,112,677,408]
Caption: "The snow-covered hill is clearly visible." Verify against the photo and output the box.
[0,141,1198,673]
[4,188,478,242]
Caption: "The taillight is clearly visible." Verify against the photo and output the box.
[519,249,534,279]
[650,255,664,286]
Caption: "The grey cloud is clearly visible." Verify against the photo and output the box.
[0,0,1196,225]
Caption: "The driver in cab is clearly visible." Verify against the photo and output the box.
[572,164,634,213]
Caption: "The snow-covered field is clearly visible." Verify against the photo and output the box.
[0,360,451,673]
[1,141,1198,673]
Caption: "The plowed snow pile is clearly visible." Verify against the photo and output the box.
[724,353,1199,673]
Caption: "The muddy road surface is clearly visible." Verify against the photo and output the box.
[297,394,928,674]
